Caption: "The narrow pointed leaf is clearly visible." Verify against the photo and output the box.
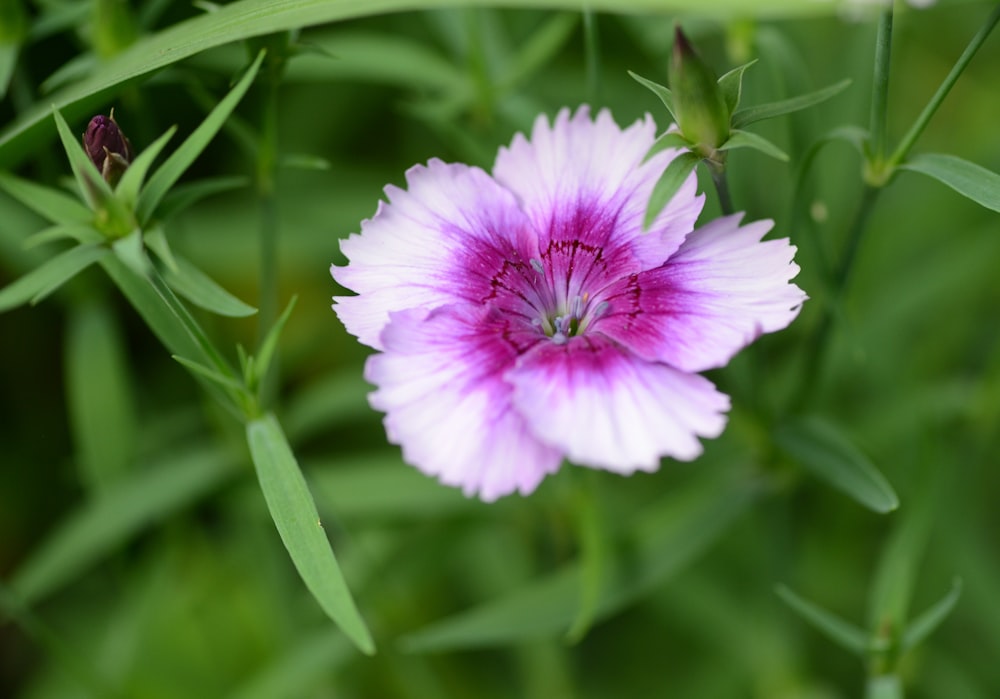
[731,78,851,129]
[775,416,898,513]
[172,354,245,393]
[230,628,353,699]
[0,243,107,312]
[246,414,374,655]
[116,125,176,212]
[156,175,249,220]
[111,228,149,277]
[498,12,577,91]
[718,59,757,115]
[253,295,297,388]
[137,50,264,222]
[0,44,18,101]
[899,153,1000,213]
[66,303,137,491]
[53,108,114,210]
[642,131,691,164]
[775,584,869,655]
[0,172,93,224]
[719,128,789,161]
[400,473,753,652]
[10,445,238,604]
[161,253,256,317]
[23,224,101,248]
[629,70,677,122]
[866,675,903,699]
[901,578,962,651]
[143,226,179,273]
[644,151,700,230]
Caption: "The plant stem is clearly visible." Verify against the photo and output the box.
[869,8,893,165]
[709,163,735,215]
[583,6,601,105]
[888,3,1000,169]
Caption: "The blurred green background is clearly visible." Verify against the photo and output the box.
[1,1,999,697]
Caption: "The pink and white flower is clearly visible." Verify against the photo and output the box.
[332,107,805,501]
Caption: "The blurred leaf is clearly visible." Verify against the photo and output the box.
[229,627,353,699]
[901,578,962,652]
[642,131,690,164]
[718,59,756,115]
[719,129,789,161]
[309,455,478,521]
[111,228,149,277]
[143,226,179,273]
[282,371,375,442]
[136,50,264,222]
[278,153,330,171]
[899,153,1000,213]
[0,242,107,313]
[10,444,239,604]
[866,675,904,699]
[65,302,137,491]
[629,70,677,122]
[115,125,176,211]
[246,413,374,655]
[156,175,250,220]
[775,416,898,513]
[23,223,102,248]
[161,253,257,318]
[730,78,851,129]
[644,151,700,230]
[0,44,17,101]
[172,354,245,393]
[0,172,93,224]
[400,472,754,651]
[497,12,578,91]
[252,295,296,388]
[775,584,869,655]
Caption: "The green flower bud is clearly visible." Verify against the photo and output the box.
[669,26,731,158]
[83,110,133,186]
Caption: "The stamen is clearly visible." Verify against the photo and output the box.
[552,332,568,345]
[571,295,583,319]
[530,258,544,275]
[593,301,609,318]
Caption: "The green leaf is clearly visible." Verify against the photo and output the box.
[115,124,176,212]
[53,108,115,211]
[137,50,264,222]
[0,243,107,313]
[719,128,789,161]
[730,78,851,129]
[10,444,238,604]
[283,371,375,442]
[901,578,962,652]
[230,628,353,699]
[497,12,578,92]
[629,70,677,122]
[161,253,257,318]
[866,675,903,699]
[400,473,753,651]
[23,223,102,248]
[246,414,374,655]
[253,295,297,388]
[775,416,898,513]
[718,59,757,115]
[143,226,179,273]
[65,303,137,492]
[172,354,246,393]
[642,131,691,164]
[0,44,18,101]
[899,153,1000,213]
[644,151,700,230]
[0,171,93,224]
[775,584,869,655]
[156,175,249,220]
[111,228,149,277]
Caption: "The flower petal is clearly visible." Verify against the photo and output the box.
[333,159,537,349]
[596,214,806,372]
[493,106,704,281]
[366,304,560,501]
[510,336,729,472]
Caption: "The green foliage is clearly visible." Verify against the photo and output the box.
[1,2,999,698]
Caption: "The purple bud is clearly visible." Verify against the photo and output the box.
[82,111,133,184]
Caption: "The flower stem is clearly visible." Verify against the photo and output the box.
[583,6,601,105]
[868,8,893,166]
[709,163,735,215]
[887,3,1000,170]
